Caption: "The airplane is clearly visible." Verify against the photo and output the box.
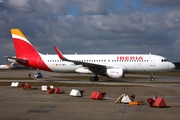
[0,63,29,70]
[0,64,11,70]
[6,29,175,82]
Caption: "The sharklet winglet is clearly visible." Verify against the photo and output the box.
[54,46,67,60]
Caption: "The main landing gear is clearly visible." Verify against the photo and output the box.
[89,75,99,82]
[150,73,155,81]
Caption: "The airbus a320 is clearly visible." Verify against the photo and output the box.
[6,29,175,82]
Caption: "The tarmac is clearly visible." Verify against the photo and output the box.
[0,70,180,120]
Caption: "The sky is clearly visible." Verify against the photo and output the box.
[0,0,180,64]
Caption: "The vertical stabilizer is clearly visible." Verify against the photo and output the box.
[11,29,39,58]
[10,29,51,71]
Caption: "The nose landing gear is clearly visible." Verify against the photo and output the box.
[150,73,155,81]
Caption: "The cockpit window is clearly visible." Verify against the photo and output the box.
[161,59,168,62]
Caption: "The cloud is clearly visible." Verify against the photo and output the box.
[0,0,180,63]
[78,0,109,15]
[6,0,34,13]
[145,0,180,7]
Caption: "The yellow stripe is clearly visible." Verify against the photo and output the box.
[6,65,11,69]
[11,29,27,40]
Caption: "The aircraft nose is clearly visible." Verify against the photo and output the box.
[168,62,175,70]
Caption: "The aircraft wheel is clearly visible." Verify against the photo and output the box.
[94,76,99,81]
[150,77,155,81]
[90,77,95,82]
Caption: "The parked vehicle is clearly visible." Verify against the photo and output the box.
[34,72,43,78]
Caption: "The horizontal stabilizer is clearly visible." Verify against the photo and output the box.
[4,56,28,63]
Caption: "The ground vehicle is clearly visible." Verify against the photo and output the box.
[34,72,43,78]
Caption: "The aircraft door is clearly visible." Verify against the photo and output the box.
[150,56,156,66]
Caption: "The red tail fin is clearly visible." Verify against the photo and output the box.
[11,29,39,58]
[10,29,51,71]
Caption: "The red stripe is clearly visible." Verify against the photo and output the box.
[13,38,52,71]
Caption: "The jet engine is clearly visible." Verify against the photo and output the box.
[106,68,124,78]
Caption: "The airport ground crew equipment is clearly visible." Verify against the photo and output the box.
[41,85,54,92]
[147,97,167,107]
[90,91,106,100]
[23,83,32,90]
[129,101,144,105]
[147,98,154,107]
[70,89,84,97]
[47,86,64,94]
[11,82,20,87]
[115,94,135,104]
[54,87,60,94]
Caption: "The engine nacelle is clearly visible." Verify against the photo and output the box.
[106,68,124,79]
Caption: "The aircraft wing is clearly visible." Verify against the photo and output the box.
[54,46,109,73]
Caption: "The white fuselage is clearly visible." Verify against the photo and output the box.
[9,28,176,81]
[40,54,175,73]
